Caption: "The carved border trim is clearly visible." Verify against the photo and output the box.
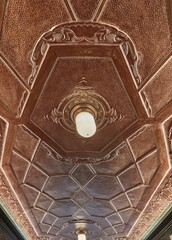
[129,175,172,240]
[29,22,140,86]
[0,173,50,240]
[42,141,126,164]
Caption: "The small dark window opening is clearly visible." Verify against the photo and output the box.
[0,207,26,240]
[145,208,172,240]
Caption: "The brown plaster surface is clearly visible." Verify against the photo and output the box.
[68,0,100,20]
[0,1,171,240]
[100,0,171,81]
[0,0,70,82]
[0,57,28,116]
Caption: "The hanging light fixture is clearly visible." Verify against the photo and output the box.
[75,111,96,138]
[72,105,97,138]
[45,78,123,139]
[77,228,87,240]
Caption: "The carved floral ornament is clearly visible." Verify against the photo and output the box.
[43,78,124,163]
[44,78,124,134]
[29,22,140,86]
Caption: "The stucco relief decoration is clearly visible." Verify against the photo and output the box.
[42,140,126,164]
[0,174,50,240]
[29,22,140,86]
[44,78,124,134]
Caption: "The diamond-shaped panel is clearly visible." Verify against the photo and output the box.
[39,223,50,234]
[50,200,79,217]
[21,184,39,207]
[104,226,116,236]
[128,126,156,160]
[85,200,115,217]
[118,165,142,190]
[49,227,60,236]
[127,185,146,208]
[71,164,94,186]
[42,213,57,225]
[35,193,53,211]
[25,165,48,190]
[137,151,160,184]
[107,213,122,226]
[32,208,45,223]
[114,224,126,234]
[119,209,135,224]
[85,176,122,199]
[72,190,91,207]
[13,126,39,160]
[11,151,29,184]
[43,176,79,199]
[111,194,131,211]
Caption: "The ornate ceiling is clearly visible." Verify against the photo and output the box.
[0,1,172,240]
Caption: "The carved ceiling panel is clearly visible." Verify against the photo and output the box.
[68,0,100,20]
[0,117,8,164]
[0,0,70,82]
[0,0,6,37]
[0,57,29,117]
[31,57,137,154]
[0,1,171,240]
[5,121,168,240]
[100,0,171,82]
[140,57,172,117]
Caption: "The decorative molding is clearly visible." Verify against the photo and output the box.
[168,123,172,155]
[44,79,124,134]
[141,92,152,117]
[128,125,147,141]
[129,175,172,240]
[0,174,50,240]
[0,0,6,37]
[29,22,140,86]
[21,125,39,140]
[42,141,125,164]
[17,91,28,117]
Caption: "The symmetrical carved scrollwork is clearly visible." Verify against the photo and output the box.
[29,22,140,86]
[44,79,124,135]
[42,141,125,164]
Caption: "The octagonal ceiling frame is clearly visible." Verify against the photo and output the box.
[18,22,152,163]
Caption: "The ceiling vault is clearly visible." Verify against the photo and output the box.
[0,1,171,240]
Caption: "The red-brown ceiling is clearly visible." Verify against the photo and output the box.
[0,1,172,240]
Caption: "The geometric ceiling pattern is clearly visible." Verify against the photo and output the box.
[10,125,160,239]
[0,1,172,240]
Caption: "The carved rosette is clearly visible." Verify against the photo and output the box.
[29,22,140,86]
[44,79,123,135]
